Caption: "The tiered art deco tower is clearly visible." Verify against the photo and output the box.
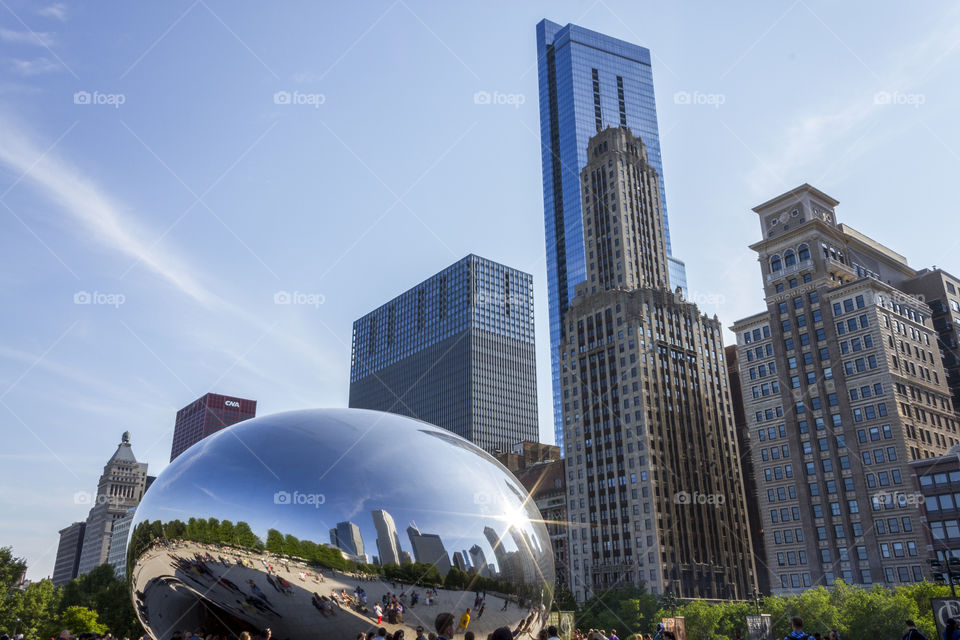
[562,127,757,601]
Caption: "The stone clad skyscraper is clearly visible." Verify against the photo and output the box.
[349,254,538,454]
[731,184,960,592]
[537,19,687,449]
[76,432,148,576]
[562,127,756,601]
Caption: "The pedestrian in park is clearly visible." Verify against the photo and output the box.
[456,608,471,635]
[905,621,927,640]
[945,619,960,640]
[785,617,809,640]
[435,612,455,640]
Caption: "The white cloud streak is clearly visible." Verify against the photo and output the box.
[0,114,222,306]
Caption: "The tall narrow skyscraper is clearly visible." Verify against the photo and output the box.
[537,19,686,449]
[562,127,756,601]
[77,432,148,576]
[52,522,85,586]
[349,254,538,454]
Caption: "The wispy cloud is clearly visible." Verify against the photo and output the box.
[0,114,222,306]
[9,57,62,76]
[743,6,960,195]
[37,3,67,21]
[0,28,56,46]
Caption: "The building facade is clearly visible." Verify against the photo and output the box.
[911,448,960,586]
[52,522,85,586]
[407,523,452,576]
[537,19,686,449]
[349,254,538,454]
[77,433,149,576]
[330,521,366,561]
[512,456,568,590]
[902,269,960,411]
[726,345,772,596]
[371,509,402,566]
[170,393,257,461]
[731,184,960,594]
[107,507,136,578]
[562,127,757,602]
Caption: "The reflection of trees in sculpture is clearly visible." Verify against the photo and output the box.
[127,518,264,576]
[128,518,544,599]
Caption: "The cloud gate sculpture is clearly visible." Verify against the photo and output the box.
[127,408,554,639]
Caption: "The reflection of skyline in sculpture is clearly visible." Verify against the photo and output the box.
[406,522,451,576]
[452,551,466,572]
[509,526,537,584]
[468,544,488,577]
[483,526,508,578]
[126,408,555,640]
[371,509,401,566]
[329,521,365,559]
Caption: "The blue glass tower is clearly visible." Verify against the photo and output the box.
[537,19,686,450]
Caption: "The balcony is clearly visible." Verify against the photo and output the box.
[765,259,813,284]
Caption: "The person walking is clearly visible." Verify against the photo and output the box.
[374,602,384,625]
[904,621,927,640]
[945,619,960,640]
[785,617,810,640]
[455,608,471,635]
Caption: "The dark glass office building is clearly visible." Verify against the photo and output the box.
[537,19,686,449]
[349,254,538,454]
[170,393,257,461]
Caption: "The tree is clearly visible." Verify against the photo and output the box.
[444,568,469,590]
[17,578,61,640]
[265,528,285,554]
[0,547,27,602]
[578,586,659,636]
[552,585,577,612]
[59,606,108,635]
[0,577,61,639]
[61,564,141,638]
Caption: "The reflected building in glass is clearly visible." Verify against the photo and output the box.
[372,509,402,566]
[329,521,365,562]
[537,19,687,449]
[349,254,538,454]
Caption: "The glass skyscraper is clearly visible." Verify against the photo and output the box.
[349,254,539,454]
[537,19,686,449]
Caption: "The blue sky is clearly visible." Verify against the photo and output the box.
[3,0,960,580]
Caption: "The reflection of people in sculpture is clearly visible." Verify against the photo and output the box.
[435,612,455,640]
[455,608,471,635]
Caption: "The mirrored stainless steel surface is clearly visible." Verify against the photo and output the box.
[128,408,554,639]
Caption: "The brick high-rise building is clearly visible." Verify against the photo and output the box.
[562,127,757,601]
[170,393,257,461]
[731,184,960,593]
[902,268,960,411]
